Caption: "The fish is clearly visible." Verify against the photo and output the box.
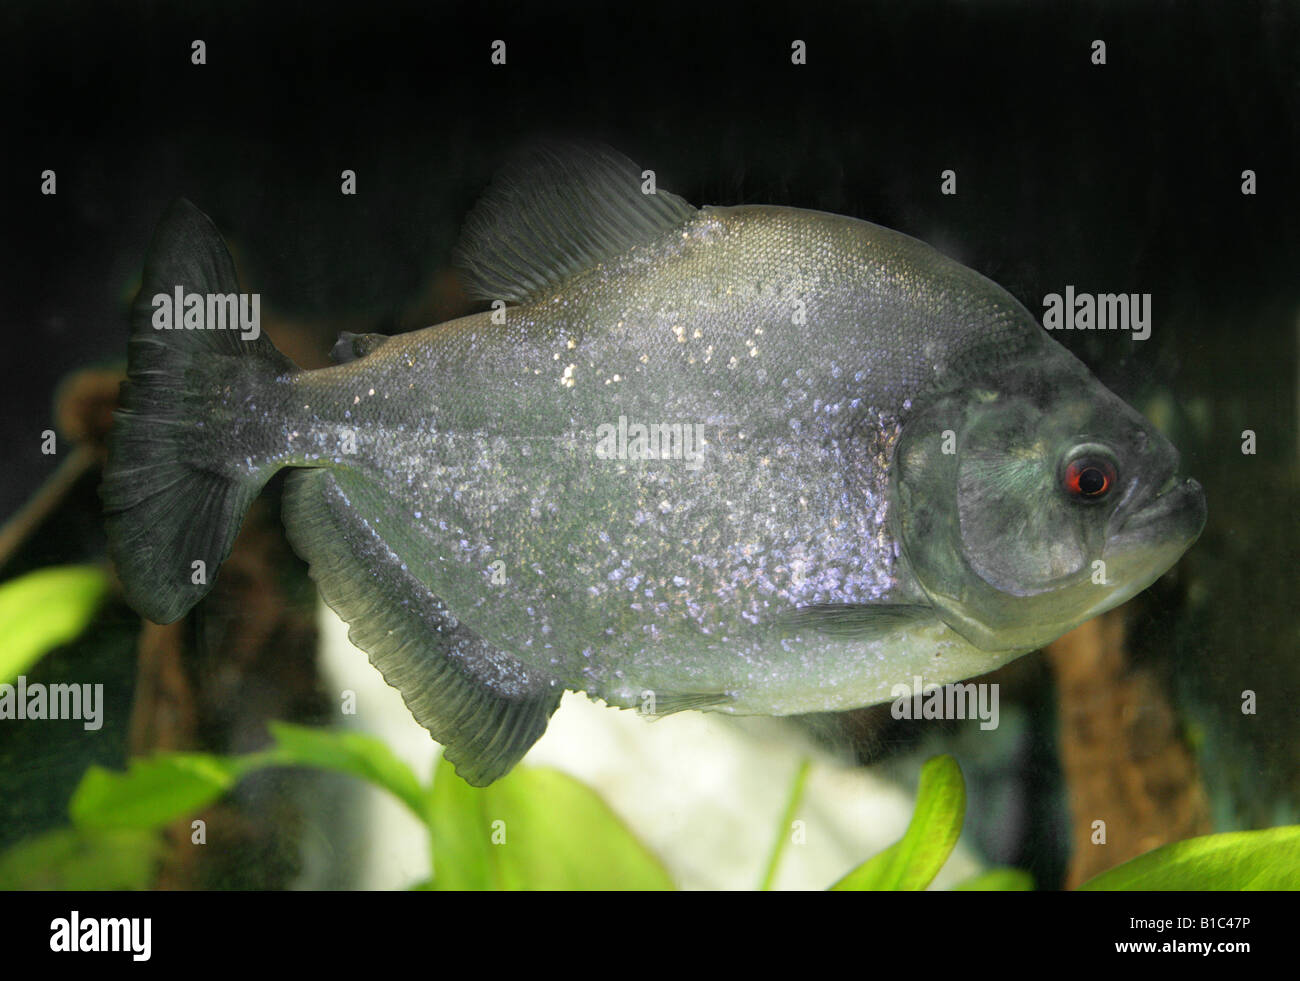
[102,144,1207,785]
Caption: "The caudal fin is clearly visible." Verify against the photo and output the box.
[101,200,295,624]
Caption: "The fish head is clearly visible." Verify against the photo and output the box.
[891,349,1206,652]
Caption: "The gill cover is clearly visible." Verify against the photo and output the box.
[892,383,1111,652]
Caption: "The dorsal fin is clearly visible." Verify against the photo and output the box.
[452,142,696,304]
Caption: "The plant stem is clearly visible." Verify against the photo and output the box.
[759,757,812,891]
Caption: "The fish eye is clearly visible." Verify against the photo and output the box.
[1060,447,1118,501]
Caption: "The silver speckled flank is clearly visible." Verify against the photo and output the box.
[207,206,1017,713]
[220,203,1196,715]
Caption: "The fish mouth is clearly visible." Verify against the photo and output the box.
[1111,474,1207,544]
[1074,473,1206,624]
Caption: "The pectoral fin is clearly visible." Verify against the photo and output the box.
[774,603,937,640]
[643,691,734,716]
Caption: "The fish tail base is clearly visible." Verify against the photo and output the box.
[101,200,296,623]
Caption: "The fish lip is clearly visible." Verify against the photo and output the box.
[1110,454,1177,529]
[1112,474,1206,540]
[1155,472,1180,497]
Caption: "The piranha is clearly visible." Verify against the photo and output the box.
[102,145,1206,785]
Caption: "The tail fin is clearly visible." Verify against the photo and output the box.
[102,200,295,624]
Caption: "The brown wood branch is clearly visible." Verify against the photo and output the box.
[0,445,97,572]
[127,620,203,889]
[0,366,122,572]
[123,495,322,889]
[1047,608,1210,888]
[127,621,198,756]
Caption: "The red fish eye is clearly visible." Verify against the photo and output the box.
[1064,458,1116,499]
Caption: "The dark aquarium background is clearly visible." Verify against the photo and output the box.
[0,0,1296,895]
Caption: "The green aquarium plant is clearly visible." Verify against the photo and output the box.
[0,565,109,685]
[829,754,1298,891]
[25,722,675,890]
[4,721,1297,889]
[831,754,987,890]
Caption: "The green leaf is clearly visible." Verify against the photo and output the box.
[428,755,675,890]
[0,565,109,683]
[69,753,251,830]
[67,723,426,836]
[1079,825,1300,890]
[62,723,677,891]
[427,756,497,890]
[0,827,162,889]
[265,722,427,820]
[953,867,1035,891]
[831,754,966,891]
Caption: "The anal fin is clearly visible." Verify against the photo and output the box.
[282,468,561,786]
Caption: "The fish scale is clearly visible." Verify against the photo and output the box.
[102,144,1205,785]
[280,209,931,691]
